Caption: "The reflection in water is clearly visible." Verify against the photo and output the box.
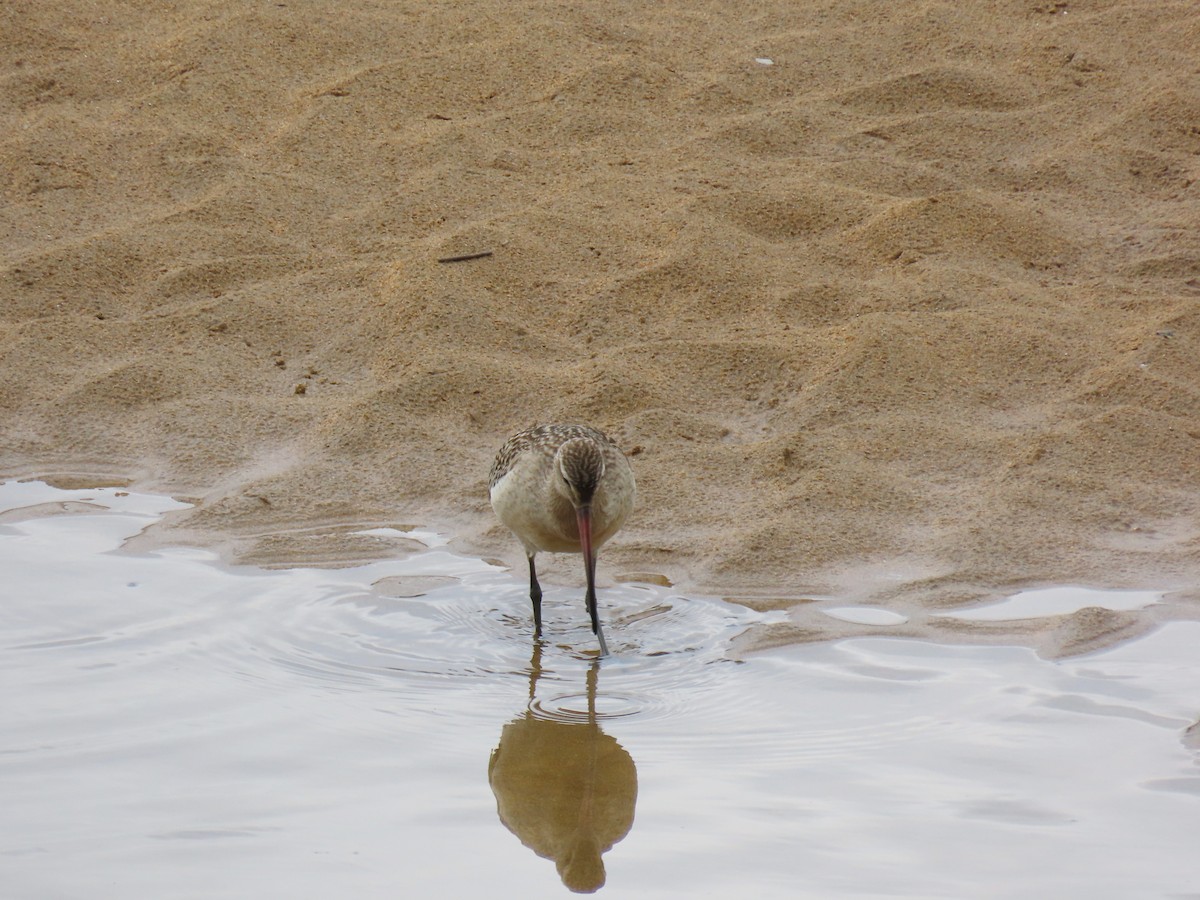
[488,643,638,893]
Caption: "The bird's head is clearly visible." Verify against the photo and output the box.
[554,437,606,510]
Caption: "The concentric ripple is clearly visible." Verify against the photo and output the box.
[223,569,772,726]
[529,691,646,723]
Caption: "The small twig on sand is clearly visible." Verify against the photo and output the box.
[437,250,494,263]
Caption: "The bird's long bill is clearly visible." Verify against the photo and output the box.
[575,505,595,580]
[576,505,609,655]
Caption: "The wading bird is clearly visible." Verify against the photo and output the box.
[489,424,636,655]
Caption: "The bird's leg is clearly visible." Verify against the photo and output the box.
[527,554,543,638]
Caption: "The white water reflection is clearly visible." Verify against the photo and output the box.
[931,585,1162,621]
[1,482,1198,899]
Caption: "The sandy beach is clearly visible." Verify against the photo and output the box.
[2,0,1198,653]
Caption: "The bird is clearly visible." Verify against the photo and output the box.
[489,424,636,655]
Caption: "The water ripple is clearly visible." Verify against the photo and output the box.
[6,481,1200,898]
[214,567,769,725]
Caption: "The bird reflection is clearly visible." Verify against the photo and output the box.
[488,642,638,893]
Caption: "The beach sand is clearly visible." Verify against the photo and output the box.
[2,0,1198,652]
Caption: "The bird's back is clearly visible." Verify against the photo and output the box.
[489,424,615,489]
[489,424,635,554]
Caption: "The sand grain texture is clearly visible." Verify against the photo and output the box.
[3,1,1199,646]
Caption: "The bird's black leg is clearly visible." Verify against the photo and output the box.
[528,554,543,638]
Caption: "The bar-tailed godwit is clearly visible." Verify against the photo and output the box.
[489,424,636,655]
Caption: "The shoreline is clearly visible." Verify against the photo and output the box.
[3,1,1198,644]
[4,471,1198,660]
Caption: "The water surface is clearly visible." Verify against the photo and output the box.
[2,482,1198,898]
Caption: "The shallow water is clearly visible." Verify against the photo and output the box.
[2,482,1198,898]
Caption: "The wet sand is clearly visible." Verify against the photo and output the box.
[2,1,1199,651]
